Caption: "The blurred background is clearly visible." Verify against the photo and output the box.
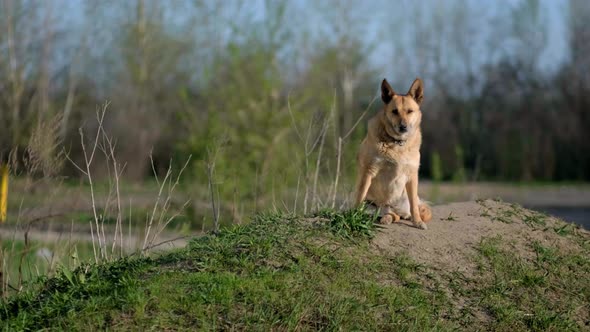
[0,0,589,288]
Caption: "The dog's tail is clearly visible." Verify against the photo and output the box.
[419,201,432,222]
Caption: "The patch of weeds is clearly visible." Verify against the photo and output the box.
[0,257,152,330]
[477,200,558,230]
[531,241,558,266]
[476,199,502,220]
[390,254,425,288]
[478,200,541,225]
[492,215,513,223]
[479,209,491,218]
[508,203,549,229]
[485,204,525,224]
[477,200,493,218]
[476,236,503,258]
[492,206,517,224]
[487,202,551,228]
[553,223,575,236]
[522,211,547,228]
[315,206,379,239]
[472,236,588,330]
[509,203,522,211]
[478,237,546,287]
[444,212,457,221]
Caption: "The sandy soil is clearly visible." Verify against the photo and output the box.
[371,199,589,278]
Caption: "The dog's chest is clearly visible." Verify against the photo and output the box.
[374,156,408,183]
[374,146,419,184]
[367,156,409,202]
[375,144,419,173]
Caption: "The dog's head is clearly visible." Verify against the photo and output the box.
[380,78,424,140]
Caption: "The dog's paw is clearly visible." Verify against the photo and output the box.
[379,215,393,225]
[380,213,400,225]
[413,221,428,230]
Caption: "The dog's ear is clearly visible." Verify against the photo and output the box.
[381,79,395,104]
[407,78,424,105]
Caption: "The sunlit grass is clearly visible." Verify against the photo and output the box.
[2,206,589,330]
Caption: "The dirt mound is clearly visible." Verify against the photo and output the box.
[372,199,588,278]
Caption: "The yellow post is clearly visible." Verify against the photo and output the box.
[0,163,7,223]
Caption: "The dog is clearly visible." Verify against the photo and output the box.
[354,78,432,230]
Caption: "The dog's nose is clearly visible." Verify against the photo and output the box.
[399,124,408,133]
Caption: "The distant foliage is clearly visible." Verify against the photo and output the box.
[430,152,443,182]
[0,1,588,221]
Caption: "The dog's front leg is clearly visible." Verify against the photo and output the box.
[406,170,427,230]
[355,167,376,207]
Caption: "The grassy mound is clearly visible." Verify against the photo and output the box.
[2,202,589,330]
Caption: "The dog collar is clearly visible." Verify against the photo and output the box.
[393,139,406,146]
[378,125,407,146]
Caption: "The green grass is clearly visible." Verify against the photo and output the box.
[1,206,589,330]
[469,236,589,331]
[478,200,550,228]
[1,209,454,330]
[316,205,379,239]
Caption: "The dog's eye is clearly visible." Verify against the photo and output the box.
[408,109,414,114]
[392,109,399,115]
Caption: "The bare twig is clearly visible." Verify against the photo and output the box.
[312,92,335,211]
[293,172,301,214]
[342,96,377,140]
[332,96,378,208]
[207,161,219,233]
[90,221,97,264]
[287,91,304,144]
[98,125,125,258]
[142,155,191,251]
[142,159,172,251]
[331,137,343,209]
[139,235,191,253]
[147,157,191,247]
[79,103,108,261]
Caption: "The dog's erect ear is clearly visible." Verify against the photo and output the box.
[407,78,424,105]
[381,79,395,104]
